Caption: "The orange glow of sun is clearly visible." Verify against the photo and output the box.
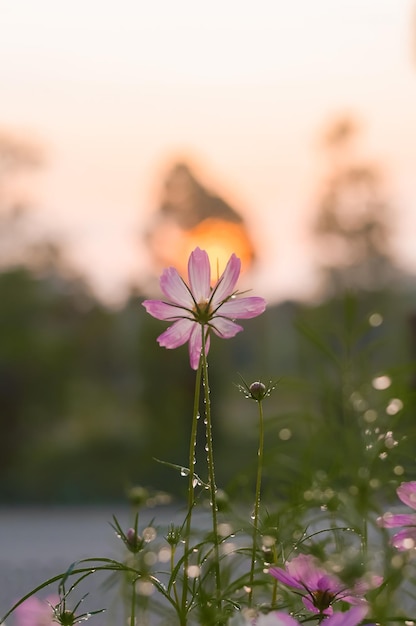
[182,218,254,279]
[149,217,255,282]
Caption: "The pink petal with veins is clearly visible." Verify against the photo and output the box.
[219,296,266,319]
[157,318,194,349]
[160,267,193,307]
[212,254,241,305]
[211,317,244,338]
[188,323,210,370]
[142,300,191,321]
[188,247,211,302]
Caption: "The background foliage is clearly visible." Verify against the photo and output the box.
[1,249,415,505]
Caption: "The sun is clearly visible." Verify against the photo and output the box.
[182,218,254,279]
[149,217,255,282]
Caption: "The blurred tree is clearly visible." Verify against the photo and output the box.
[313,116,398,295]
[145,161,256,279]
[0,129,41,187]
[0,129,43,268]
[0,257,150,502]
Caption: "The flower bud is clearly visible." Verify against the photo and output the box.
[126,527,143,553]
[249,381,267,401]
[165,524,182,547]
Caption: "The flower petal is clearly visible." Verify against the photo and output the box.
[160,267,194,307]
[397,481,416,510]
[142,299,191,321]
[392,528,416,550]
[211,253,241,305]
[211,317,244,339]
[16,595,61,626]
[302,596,331,615]
[286,554,328,589]
[257,612,301,626]
[268,567,304,590]
[351,574,382,595]
[142,247,266,368]
[188,323,210,370]
[339,594,368,606]
[325,606,368,626]
[317,574,342,594]
[377,512,416,528]
[188,247,211,302]
[218,296,266,319]
[157,319,194,349]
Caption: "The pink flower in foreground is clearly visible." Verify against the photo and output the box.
[142,247,266,369]
[230,606,368,626]
[269,554,380,616]
[377,480,416,551]
[15,595,59,626]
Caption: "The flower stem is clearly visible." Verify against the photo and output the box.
[130,577,136,626]
[361,513,368,559]
[201,326,222,613]
[171,544,180,608]
[181,358,203,621]
[248,397,265,607]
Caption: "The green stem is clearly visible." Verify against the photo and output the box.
[361,513,368,559]
[130,577,136,626]
[248,398,264,607]
[181,358,203,622]
[201,325,222,613]
[171,545,180,608]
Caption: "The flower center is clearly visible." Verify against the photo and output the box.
[59,610,76,626]
[311,589,335,612]
[194,299,213,324]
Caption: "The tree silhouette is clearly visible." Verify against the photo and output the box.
[145,161,256,277]
[0,129,43,268]
[313,116,396,294]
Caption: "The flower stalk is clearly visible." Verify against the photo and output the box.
[129,578,137,626]
[181,357,203,621]
[201,324,222,614]
[248,385,265,607]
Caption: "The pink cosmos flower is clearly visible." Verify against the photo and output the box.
[14,595,59,626]
[269,554,380,616]
[142,247,266,369]
[230,606,368,626]
[377,480,416,551]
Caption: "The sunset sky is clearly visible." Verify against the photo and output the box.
[1,0,415,304]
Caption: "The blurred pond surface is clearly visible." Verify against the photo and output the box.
[1,505,413,623]
[0,505,181,625]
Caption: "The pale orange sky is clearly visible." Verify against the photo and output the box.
[1,0,415,304]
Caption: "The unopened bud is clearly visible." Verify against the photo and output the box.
[126,527,143,553]
[262,545,274,565]
[249,381,267,401]
[166,524,182,547]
